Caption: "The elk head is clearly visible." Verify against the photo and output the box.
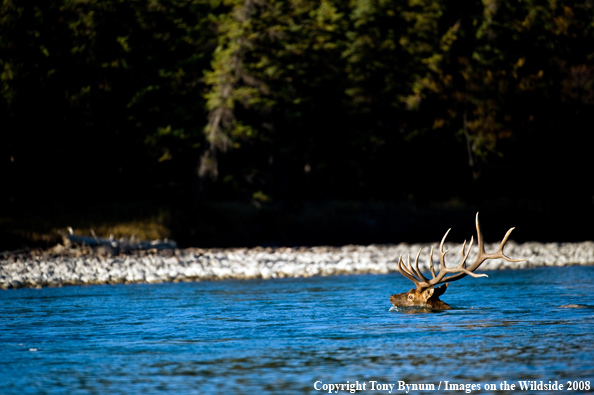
[390,213,525,310]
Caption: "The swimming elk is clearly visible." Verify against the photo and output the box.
[390,213,524,310]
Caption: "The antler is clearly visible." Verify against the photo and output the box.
[398,213,524,292]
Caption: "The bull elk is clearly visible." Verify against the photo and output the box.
[390,213,524,310]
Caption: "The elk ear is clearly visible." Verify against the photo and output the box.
[434,283,448,298]
[421,287,434,302]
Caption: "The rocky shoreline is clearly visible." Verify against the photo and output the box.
[2,241,594,289]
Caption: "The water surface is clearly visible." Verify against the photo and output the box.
[1,266,593,394]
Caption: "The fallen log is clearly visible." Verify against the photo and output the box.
[61,228,177,255]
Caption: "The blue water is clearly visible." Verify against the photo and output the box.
[1,266,594,394]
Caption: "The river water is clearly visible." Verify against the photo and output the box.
[1,266,593,394]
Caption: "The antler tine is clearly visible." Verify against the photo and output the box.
[401,257,417,279]
[410,248,430,282]
[429,229,452,284]
[460,235,473,269]
[428,246,436,279]
[438,228,451,268]
[460,239,467,268]
[397,254,421,286]
[451,233,486,278]
[497,227,525,262]
[407,254,426,284]
[407,254,414,276]
[476,212,484,256]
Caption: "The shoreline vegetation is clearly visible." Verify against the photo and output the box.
[2,239,593,290]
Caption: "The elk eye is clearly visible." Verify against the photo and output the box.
[408,295,413,300]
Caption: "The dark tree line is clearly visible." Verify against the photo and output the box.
[2,0,594,246]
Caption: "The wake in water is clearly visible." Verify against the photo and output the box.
[389,305,445,314]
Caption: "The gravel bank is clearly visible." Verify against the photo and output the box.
[2,241,594,289]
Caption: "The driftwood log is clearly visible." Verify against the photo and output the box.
[61,228,177,255]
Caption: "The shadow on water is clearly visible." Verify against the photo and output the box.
[558,304,594,309]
